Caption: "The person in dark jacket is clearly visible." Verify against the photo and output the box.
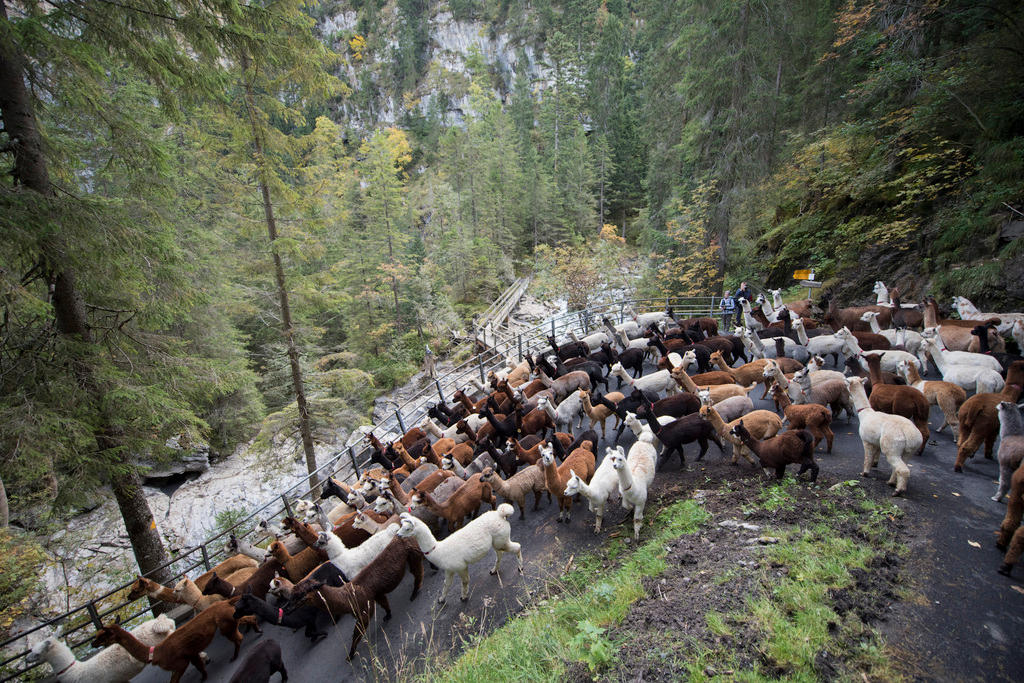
[734,282,753,326]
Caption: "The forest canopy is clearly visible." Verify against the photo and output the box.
[1,0,1022,579]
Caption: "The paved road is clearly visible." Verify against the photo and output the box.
[134,361,1024,683]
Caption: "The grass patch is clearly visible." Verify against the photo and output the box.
[697,489,904,682]
[425,498,710,682]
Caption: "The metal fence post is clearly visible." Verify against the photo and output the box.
[395,409,406,434]
[86,601,103,630]
[478,355,486,384]
[348,445,361,478]
[550,318,556,340]
[200,544,211,571]
[281,494,293,520]
[435,379,445,403]
[517,334,523,362]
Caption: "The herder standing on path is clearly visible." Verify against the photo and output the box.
[719,290,736,331]
[734,282,753,327]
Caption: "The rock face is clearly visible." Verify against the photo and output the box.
[321,8,549,129]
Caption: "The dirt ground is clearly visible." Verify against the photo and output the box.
[589,467,905,681]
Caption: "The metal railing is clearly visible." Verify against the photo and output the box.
[0,293,721,681]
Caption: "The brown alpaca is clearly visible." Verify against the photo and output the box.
[730,422,818,481]
[864,354,929,455]
[412,473,495,531]
[671,366,757,402]
[771,385,834,453]
[956,361,1024,471]
[192,554,258,592]
[707,351,777,387]
[898,360,966,442]
[825,296,892,332]
[267,541,328,583]
[508,433,573,466]
[91,599,247,683]
[699,404,782,466]
[996,460,1024,576]
[541,441,597,522]
[480,465,550,519]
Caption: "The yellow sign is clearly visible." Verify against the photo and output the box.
[793,269,812,280]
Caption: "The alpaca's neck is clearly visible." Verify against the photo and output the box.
[177,581,203,607]
[923,304,938,328]
[747,333,766,351]
[866,316,881,334]
[865,360,883,384]
[904,363,923,385]
[771,367,790,389]
[676,371,697,393]
[147,583,178,602]
[407,521,444,562]
[703,409,725,432]
[928,344,948,371]
[614,464,635,492]
[847,384,871,411]
[736,430,761,455]
[291,523,319,546]
[711,355,728,371]
[1001,411,1024,438]
[106,626,150,663]
[45,641,76,671]
[793,323,809,346]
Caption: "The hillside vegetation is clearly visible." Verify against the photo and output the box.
[1,0,1021,579]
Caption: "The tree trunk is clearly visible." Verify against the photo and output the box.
[0,472,8,528]
[1,0,172,583]
[242,69,319,495]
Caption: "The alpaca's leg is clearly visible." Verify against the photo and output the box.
[376,593,392,621]
[861,442,878,476]
[999,526,1024,575]
[459,569,471,601]
[189,654,207,681]
[955,431,983,471]
[993,462,1011,502]
[997,481,1024,550]
[492,549,503,575]
[984,433,997,460]
[633,505,644,540]
[889,452,910,495]
[439,570,455,603]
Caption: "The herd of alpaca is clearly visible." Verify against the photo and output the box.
[26,285,1024,680]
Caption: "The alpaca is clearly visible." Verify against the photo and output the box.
[955,361,1024,470]
[612,436,657,539]
[395,504,523,602]
[846,377,920,495]
[26,614,175,682]
[896,359,966,442]
[563,446,622,533]
[541,442,597,522]
[993,402,1024,503]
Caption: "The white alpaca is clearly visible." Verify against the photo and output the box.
[737,327,807,362]
[396,504,523,602]
[564,447,622,533]
[26,614,175,682]
[859,311,926,365]
[795,323,849,366]
[952,296,1024,335]
[570,329,614,351]
[738,298,764,331]
[610,362,678,395]
[628,307,673,328]
[755,293,783,323]
[539,393,584,433]
[920,329,1003,372]
[920,337,1005,393]
[315,523,399,579]
[613,434,657,540]
[420,416,482,443]
[846,377,919,495]
[840,335,922,374]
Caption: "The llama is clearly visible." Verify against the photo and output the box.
[395,505,523,602]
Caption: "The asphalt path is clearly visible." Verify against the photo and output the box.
[132,357,1024,683]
